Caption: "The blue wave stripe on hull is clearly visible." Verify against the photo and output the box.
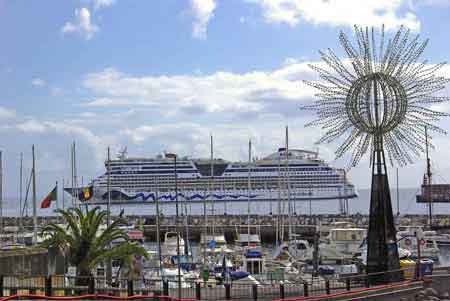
[102,191,259,202]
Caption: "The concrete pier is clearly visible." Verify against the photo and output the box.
[3,213,450,243]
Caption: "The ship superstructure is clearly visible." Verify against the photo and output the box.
[74,148,357,204]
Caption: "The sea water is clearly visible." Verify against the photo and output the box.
[3,188,450,217]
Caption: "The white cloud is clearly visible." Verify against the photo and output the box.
[283,57,299,65]
[16,120,47,133]
[0,107,16,120]
[190,0,217,39]
[93,0,116,10]
[82,64,316,118]
[15,119,108,168]
[62,7,99,40]
[79,112,98,118]
[245,0,420,31]
[31,78,46,87]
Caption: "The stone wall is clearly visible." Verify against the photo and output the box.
[0,247,64,276]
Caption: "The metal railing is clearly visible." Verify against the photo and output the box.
[0,267,422,301]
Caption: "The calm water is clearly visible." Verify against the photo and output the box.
[3,187,450,217]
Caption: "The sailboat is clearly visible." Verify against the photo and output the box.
[234,139,267,277]
[198,135,235,284]
[415,127,450,223]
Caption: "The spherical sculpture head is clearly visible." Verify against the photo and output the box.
[346,72,408,135]
[304,25,449,167]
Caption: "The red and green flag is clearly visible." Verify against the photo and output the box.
[41,186,57,209]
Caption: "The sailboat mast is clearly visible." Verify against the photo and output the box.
[247,139,251,247]
[154,177,162,276]
[425,126,432,226]
[107,146,111,226]
[210,135,215,236]
[277,151,282,243]
[71,143,74,207]
[32,144,37,244]
[0,150,3,235]
[19,152,23,230]
[285,126,292,240]
[396,168,400,216]
[106,146,112,284]
[62,178,65,210]
[203,136,212,262]
[183,178,190,256]
[74,142,78,208]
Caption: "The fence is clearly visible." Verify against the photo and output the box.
[0,267,419,301]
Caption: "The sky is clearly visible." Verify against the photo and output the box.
[2,0,450,200]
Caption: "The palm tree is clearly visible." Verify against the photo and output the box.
[41,207,148,285]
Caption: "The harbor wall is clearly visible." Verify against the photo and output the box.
[3,214,450,243]
[0,247,65,276]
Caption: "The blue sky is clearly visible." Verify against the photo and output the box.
[2,0,450,203]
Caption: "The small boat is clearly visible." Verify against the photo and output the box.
[235,233,261,250]
[288,235,313,262]
[1,243,26,251]
[240,251,266,276]
[161,232,186,256]
[319,222,366,260]
[397,227,440,261]
[423,230,450,247]
[357,237,412,266]
[200,234,234,255]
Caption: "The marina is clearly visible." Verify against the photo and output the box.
[4,2,450,300]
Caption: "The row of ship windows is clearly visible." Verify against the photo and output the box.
[108,167,331,173]
[99,183,344,189]
[102,171,340,179]
[100,176,343,185]
[101,175,341,180]
[103,187,348,193]
[109,162,320,167]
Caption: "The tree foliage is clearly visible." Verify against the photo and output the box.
[41,207,148,280]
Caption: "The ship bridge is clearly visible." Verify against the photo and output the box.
[193,159,229,177]
[263,148,319,161]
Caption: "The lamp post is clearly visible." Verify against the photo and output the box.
[165,153,181,298]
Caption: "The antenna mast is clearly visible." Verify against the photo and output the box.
[425,126,432,226]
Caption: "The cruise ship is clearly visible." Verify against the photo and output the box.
[68,148,357,204]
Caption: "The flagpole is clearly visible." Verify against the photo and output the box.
[32,144,37,244]
[56,181,58,211]
[62,178,65,210]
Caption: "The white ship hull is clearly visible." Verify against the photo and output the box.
[90,187,357,204]
[68,147,358,205]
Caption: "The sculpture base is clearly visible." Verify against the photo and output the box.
[366,173,402,284]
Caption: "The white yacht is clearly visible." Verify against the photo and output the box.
[288,236,313,262]
[200,234,234,255]
[235,233,262,251]
[161,232,186,256]
[319,222,366,260]
[397,227,440,261]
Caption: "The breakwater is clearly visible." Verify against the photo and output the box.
[3,214,450,243]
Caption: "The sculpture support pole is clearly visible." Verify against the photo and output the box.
[367,141,401,283]
[304,25,449,285]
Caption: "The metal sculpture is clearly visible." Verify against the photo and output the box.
[304,25,449,283]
